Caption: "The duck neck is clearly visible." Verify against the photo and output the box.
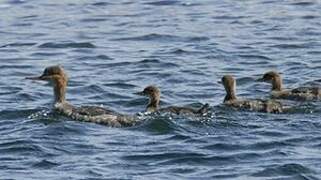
[53,77,67,104]
[272,76,282,91]
[224,92,237,102]
[147,95,159,112]
[224,84,237,102]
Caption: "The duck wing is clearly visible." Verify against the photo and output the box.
[159,106,196,115]
[159,103,209,115]
[76,106,119,116]
[228,99,283,113]
[291,87,320,95]
[197,103,210,114]
[54,103,138,127]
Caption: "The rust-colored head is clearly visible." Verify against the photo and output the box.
[26,65,68,103]
[135,85,161,112]
[26,65,68,83]
[222,75,235,91]
[258,71,282,91]
[136,85,160,99]
[259,71,280,82]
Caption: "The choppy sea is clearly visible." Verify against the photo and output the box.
[0,0,321,179]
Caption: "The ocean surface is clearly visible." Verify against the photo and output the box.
[0,0,321,179]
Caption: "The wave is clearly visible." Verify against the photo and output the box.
[269,43,310,49]
[112,33,209,42]
[144,0,180,6]
[38,42,96,48]
[0,42,37,48]
[252,163,315,177]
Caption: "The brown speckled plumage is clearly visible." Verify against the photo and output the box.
[259,71,321,101]
[222,75,283,113]
[136,85,209,115]
[26,66,138,127]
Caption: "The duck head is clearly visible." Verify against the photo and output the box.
[221,75,237,102]
[26,65,68,103]
[136,85,160,112]
[257,71,282,91]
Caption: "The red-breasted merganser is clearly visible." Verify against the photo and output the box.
[221,75,283,113]
[26,65,138,127]
[135,85,209,115]
[258,71,321,101]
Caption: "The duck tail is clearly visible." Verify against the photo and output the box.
[197,103,210,114]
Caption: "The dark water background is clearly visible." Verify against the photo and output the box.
[1,0,321,179]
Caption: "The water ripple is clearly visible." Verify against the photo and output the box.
[0,0,321,179]
[38,42,96,48]
[144,0,180,6]
[112,33,209,42]
[0,42,37,48]
[252,163,315,177]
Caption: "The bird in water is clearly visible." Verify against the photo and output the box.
[135,85,209,115]
[257,71,321,101]
[26,65,138,127]
[221,75,283,113]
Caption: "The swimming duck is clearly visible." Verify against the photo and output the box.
[221,75,283,113]
[258,71,321,101]
[26,65,138,127]
[135,85,209,115]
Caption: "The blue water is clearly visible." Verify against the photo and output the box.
[1,0,321,179]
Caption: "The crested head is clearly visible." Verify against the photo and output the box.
[221,75,237,102]
[222,75,235,90]
[40,65,68,82]
[42,65,65,76]
[141,85,160,98]
[25,65,68,84]
[26,65,68,103]
[260,71,282,91]
[261,71,281,82]
[136,85,161,112]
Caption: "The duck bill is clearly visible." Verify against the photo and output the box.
[256,77,265,82]
[25,75,47,80]
[134,91,146,96]
[25,76,41,80]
